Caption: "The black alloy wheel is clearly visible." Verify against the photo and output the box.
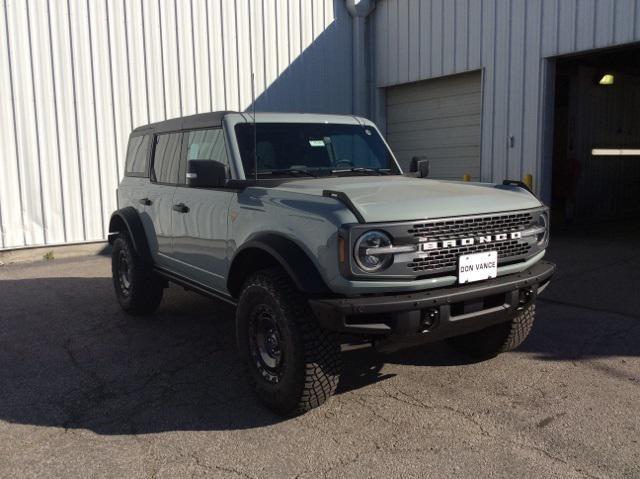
[248,304,284,384]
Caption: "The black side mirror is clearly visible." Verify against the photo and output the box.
[409,156,429,178]
[186,159,227,188]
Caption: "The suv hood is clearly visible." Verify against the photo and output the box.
[272,176,542,223]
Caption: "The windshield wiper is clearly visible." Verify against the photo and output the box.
[258,168,319,178]
[329,167,391,175]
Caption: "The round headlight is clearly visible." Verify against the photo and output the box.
[354,230,394,272]
[536,212,549,245]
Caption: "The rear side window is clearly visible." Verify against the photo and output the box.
[179,128,229,185]
[124,135,151,177]
[152,133,183,184]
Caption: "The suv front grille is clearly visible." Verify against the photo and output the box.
[406,212,535,274]
[407,212,533,239]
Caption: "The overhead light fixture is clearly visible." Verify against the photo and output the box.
[598,74,614,85]
[592,148,640,156]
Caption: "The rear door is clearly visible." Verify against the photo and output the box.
[118,134,152,215]
[171,128,234,291]
[146,132,182,266]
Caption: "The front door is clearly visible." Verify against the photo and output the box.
[170,128,234,292]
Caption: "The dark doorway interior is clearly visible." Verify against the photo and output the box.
[551,45,640,226]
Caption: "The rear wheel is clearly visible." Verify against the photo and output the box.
[236,267,341,416]
[111,233,164,315]
[446,305,536,359]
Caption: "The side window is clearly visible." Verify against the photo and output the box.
[124,135,151,177]
[152,133,182,184]
[179,128,229,185]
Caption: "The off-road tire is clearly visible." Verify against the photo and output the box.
[446,305,536,359]
[236,267,341,416]
[111,233,164,315]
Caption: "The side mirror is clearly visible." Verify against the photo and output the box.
[409,156,429,178]
[186,159,227,188]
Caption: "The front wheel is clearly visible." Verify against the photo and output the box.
[446,305,536,359]
[236,267,341,416]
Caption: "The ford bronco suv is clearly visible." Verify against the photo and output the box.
[109,112,555,415]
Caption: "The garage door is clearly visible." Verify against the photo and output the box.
[386,71,482,180]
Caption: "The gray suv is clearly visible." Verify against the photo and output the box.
[109,112,555,415]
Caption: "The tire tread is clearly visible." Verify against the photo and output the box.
[446,305,536,358]
[238,267,340,415]
[112,233,163,316]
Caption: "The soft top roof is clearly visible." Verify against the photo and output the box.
[130,111,235,136]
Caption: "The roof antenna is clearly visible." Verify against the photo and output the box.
[252,72,257,182]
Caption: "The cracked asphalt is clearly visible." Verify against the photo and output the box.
[1,226,639,478]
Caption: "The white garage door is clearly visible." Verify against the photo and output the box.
[386,71,482,180]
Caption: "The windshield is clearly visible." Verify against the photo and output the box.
[235,123,399,178]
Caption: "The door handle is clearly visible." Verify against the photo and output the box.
[172,203,189,213]
[139,198,152,206]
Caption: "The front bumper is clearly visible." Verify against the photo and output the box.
[309,260,555,343]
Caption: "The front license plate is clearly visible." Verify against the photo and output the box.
[458,251,498,284]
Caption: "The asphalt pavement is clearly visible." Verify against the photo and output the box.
[0,226,638,478]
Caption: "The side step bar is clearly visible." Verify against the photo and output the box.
[153,266,238,306]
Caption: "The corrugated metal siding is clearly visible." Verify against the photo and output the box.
[373,0,640,189]
[0,0,352,250]
[385,71,482,179]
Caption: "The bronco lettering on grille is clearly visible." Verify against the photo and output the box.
[419,231,522,252]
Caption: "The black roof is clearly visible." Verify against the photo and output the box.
[130,111,237,136]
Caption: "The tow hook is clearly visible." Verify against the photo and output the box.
[518,287,535,308]
[421,308,439,333]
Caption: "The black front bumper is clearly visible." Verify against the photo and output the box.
[310,260,555,343]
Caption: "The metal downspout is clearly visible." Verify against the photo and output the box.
[345,0,376,117]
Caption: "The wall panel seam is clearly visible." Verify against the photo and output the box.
[205,0,212,111]
[157,0,167,119]
[519,0,528,179]
[174,0,183,116]
[123,0,134,128]
[536,0,544,189]
[219,0,227,109]
[46,0,67,243]
[105,1,121,181]
[465,0,470,70]
[140,0,151,123]
[25,0,47,243]
[261,0,267,94]
[66,0,87,240]
[248,0,254,110]
[189,0,198,113]
[4,0,27,246]
[234,0,242,109]
[86,0,105,238]
[505,0,512,179]
[489,0,496,181]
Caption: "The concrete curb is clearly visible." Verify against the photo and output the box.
[0,242,111,266]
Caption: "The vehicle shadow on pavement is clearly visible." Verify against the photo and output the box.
[0,276,467,434]
[1,258,639,434]
[0,277,283,434]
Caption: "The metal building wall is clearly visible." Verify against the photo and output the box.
[0,0,352,250]
[373,0,640,195]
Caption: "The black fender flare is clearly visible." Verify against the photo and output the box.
[108,207,152,262]
[227,234,331,297]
